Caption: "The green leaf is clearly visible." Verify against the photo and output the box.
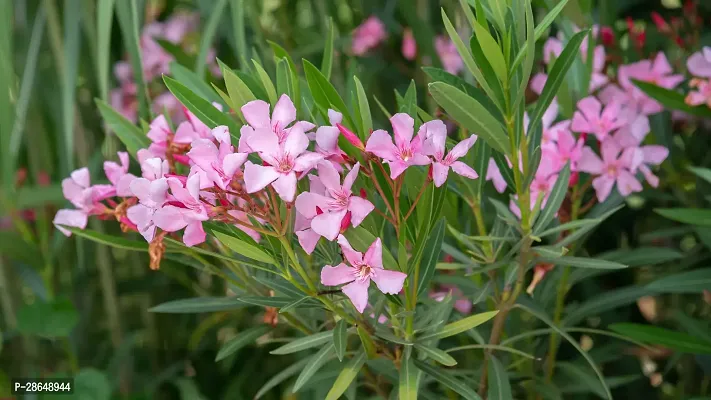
[537,218,604,238]
[633,80,711,118]
[279,296,313,313]
[609,323,711,354]
[534,163,570,232]
[325,350,366,400]
[333,319,348,362]
[689,166,711,184]
[655,208,711,226]
[255,358,311,399]
[252,59,277,105]
[170,62,223,106]
[220,61,256,121]
[417,217,446,297]
[270,331,333,355]
[418,310,499,341]
[96,0,115,101]
[646,268,711,294]
[155,38,195,67]
[528,30,587,133]
[400,80,418,121]
[215,325,270,361]
[194,0,226,77]
[164,76,240,134]
[229,0,248,65]
[429,82,508,154]
[213,231,275,264]
[275,58,293,99]
[61,226,148,252]
[415,344,457,366]
[471,20,507,84]
[17,298,79,338]
[73,368,112,400]
[96,99,149,158]
[563,286,655,326]
[357,325,377,359]
[293,344,335,392]
[413,359,481,400]
[353,76,372,139]
[598,247,683,267]
[115,0,148,120]
[149,297,246,313]
[488,355,512,400]
[672,311,711,344]
[539,256,628,270]
[238,296,299,308]
[399,352,420,400]
[321,17,335,79]
[512,0,571,71]
[303,59,353,127]
[516,299,612,400]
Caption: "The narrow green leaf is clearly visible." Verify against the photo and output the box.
[400,80,418,122]
[357,325,377,359]
[271,331,333,355]
[275,58,293,99]
[293,344,335,392]
[321,17,335,79]
[609,323,711,354]
[96,99,149,158]
[96,0,115,101]
[155,38,195,67]
[415,344,457,366]
[255,358,311,399]
[689,166,711,184]
[633,80,711,118]
[149,297,246,313]
[528,30,588,133]
[534,163,570,232]
[303,59,353,127]
[413,359,481,400]
[353,76,372,138]
[163,76,240,134]
[488,355,512,400]
[418,310,499,341]
[333,319,348,361]
[170,62,223,106]
[399,352,420,400]
[646,268,711,294]
[417,217,446,297]
[213,231,275,264]
[598,247,683,267]
[471,20,507,84]
[655,208,711,226]
[215,325,269,361]
[325,351,366,400]
[195,0,227,77]
[115,0,148,120]
[540,256,627,270]
[252,59,278,105]
[429,82,508,154]
[513,0,535,112]
[537,218,603,238]
[279,296,313,313]
[61,226,148,252]
[230,0,248,66]
[238,296,299,308]
[220,61,256,122]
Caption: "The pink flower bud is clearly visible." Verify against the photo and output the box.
[339,211,352,233]
[651,12,669,33]
[601,26,615,47]
[336,123,365,150]
[173,154,190,166]
[569,171,580,186]
[359,188,367,199]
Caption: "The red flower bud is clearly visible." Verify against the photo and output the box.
[651,12,669,33]
[428,164,434,181]
[526,263,554,295]
[569,171,580,187]
[172,154,191,166]
[339,211,352,233]
[219,197,230,207]
[38,171,51,186]
[336,123,365,151]
[601,26,615,47]
[315,206,324,216]
[580,132,588,142]
[359,188,367,199]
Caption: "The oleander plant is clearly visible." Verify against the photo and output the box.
[2,0,711,398]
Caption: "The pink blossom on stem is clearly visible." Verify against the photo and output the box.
[127,157,171,241]
[435,36,463,75]
[311,110,348,170]
[243,123,323,202]
[365,113,430,179]
[294,176,326,254]
[402,28,417,60]
[687,47,711,78]
[295,162,374,241]
[430,286,473,314]
[571,96,627,141]
[686,78,711,108]
[421,120,478,187]
[612,115,669,187]
[153,174,209,246]
[173,106,220,146]
[54,168,112,236]
[577,140,643,202]
[239,95,314,153]
[104,151,137,197]
[320,235,407,313]
[352,16,387,56]
[486,159,508,193]
[544,128,584,172]
[187,126,248,190]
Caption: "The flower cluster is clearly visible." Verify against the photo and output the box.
[54,94,479,313]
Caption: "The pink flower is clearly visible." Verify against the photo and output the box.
[352,16,387,56]
[243,124,323,202]
[321,235,407,313]
[571,97,627,141]
[686,78,711,108]
[127,157,171,241]
[430,286,472,314]
[486,159,508,193]
[402,28,417,60]
[544,129,584,171]
[144,115,173,159]
[610,52,684,114]
[589,45,609,92]
[311,110,347,170]
[53,209,89,236]
[54,168,112,236]
[239,95,314,153]
[104,152,137,197]
[435,36,463,75]
[365,113,430,179]
[295,162,374,241]
[294,175,326,254]
[421,120,478,187]
[152,92,184,124]
[612,115,669,187]
[530,73,548,95]
[510,156,559,217]
[577,140,643,202]
[187,126,248,190]
[153,174,209,247]
[687,47,711,78]
[173,106,219,146]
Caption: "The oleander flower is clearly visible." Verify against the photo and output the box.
[365,113,430,179]
[421,120,478,187]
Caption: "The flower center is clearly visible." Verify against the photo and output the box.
[276,154,294,173]
[606,164,618,176]
[328,190,350,210]
[355,264,375,281]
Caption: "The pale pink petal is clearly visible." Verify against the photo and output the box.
[238,125,255,153]
[348,196,374,227]
[363,238,383,269]
[577,148,604,174]
[642,145,668,165]
[617,170,642,196]
[432,162,450,187]
[688,51,711,78]
[530,73,547,95]
[243,162,280,193]
[592,176,615,202]
[116,173,137,197]
[342,279,370,313]
[296,228,320,254]
[342,163,361,191]
[293,152,324,172]
[223,152,248,177]
[328,109,343,125]
[53,209,88,236]
[317,161,341,191]
[183,221,206,247]
[186,174,201,201]
[388,160,409,179]
[148,178,169,205]
[271,94,297,130]
[390,113,415,146]
[241,100,271,129]
[371,269,407,295]
[409,153,431,166]
[187,139,219,170]
[449,135,477,159]
[419,120,447,157]
[542,101,559,130]
[337,234,364,266]
[247,128,279,155]
[130,178,151,202]
[315,126,340,152]
[311,209,347,240]
[272,171,297,202]
[601,139,621,164]
[640,165,660,187]
[173,121,197,144]
[652,52,673,76]
[295,192,332,219]
[321,263,355,286]
[365,130,398,160]
[451,161,479,180]
[283,128,310,157]
[153,205,189,232]
[70,167,91,188]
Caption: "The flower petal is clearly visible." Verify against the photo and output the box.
[183,221,206,247]
[363,238,383,269]
[317,161,341,191]
[296,228,320,254]
[321,263,355,286]
[272,171,297,202]
[371,269,406,295]
[53,209,88,236]
[451,161,478,180]
[243,162,280,193]
[365,130,397,160]
[153,205,189,232]
[311,209,347,240]
[242,100,271,129]
[390,113,414,146]
[337,234,363,266]
[432,162,450,187]
[341,279,370,313]
[342,163,361,192]
[348,196,374,227]
[271,94,297,130]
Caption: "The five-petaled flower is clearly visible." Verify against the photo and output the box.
[366,113,430,179]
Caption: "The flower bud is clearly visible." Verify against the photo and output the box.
[340,211,352,233]
[315,206,324,216]
[173,154,190,166]
[601,26,615,47]
[359,188,367,199]
[336,123,365,151]
[569,171,580,187]
[651,12,669,33]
